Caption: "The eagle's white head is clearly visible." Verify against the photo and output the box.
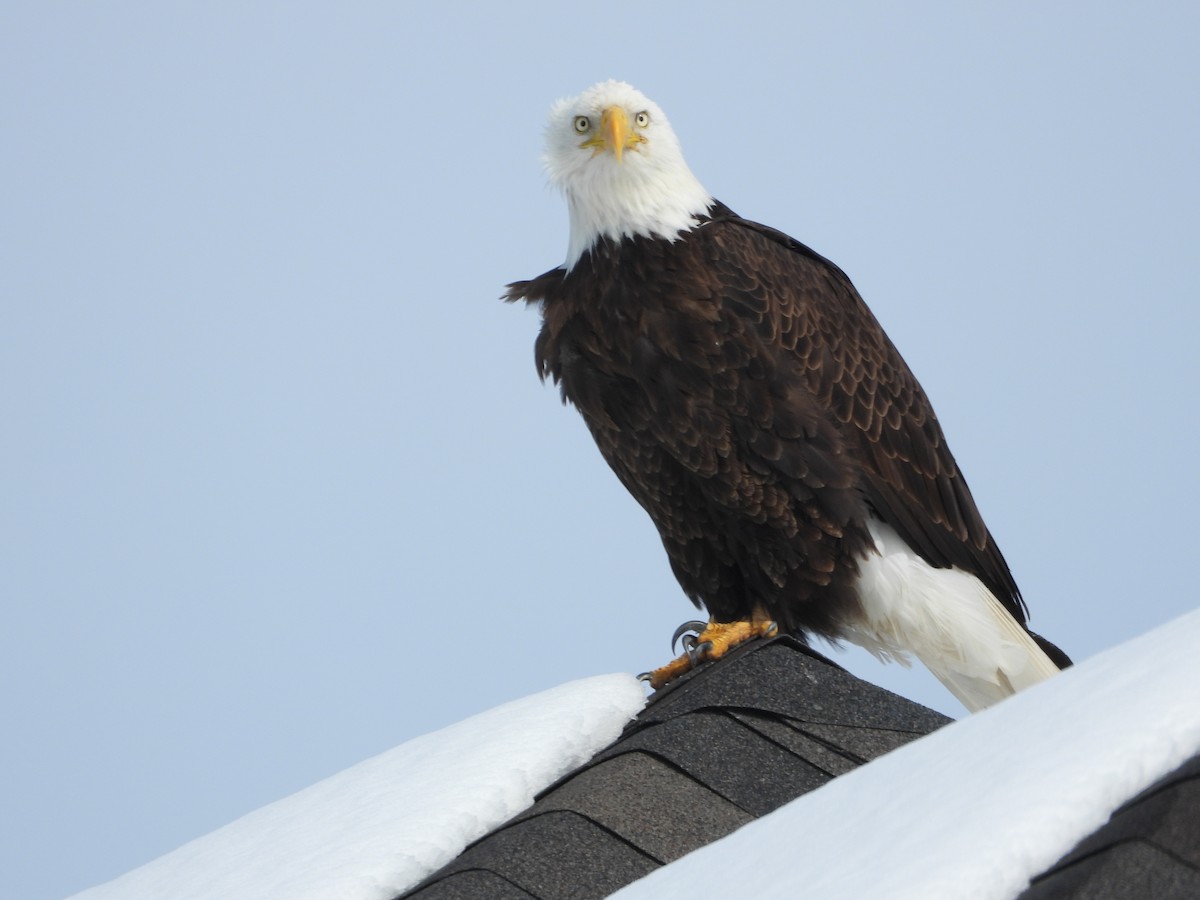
[543,80,714,269]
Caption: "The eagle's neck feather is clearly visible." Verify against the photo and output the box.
[562,163,713,270]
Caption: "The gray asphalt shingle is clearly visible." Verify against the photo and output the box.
[398,637,947,899]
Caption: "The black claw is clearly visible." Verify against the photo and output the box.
[681,636,699,664]
[637,672,654,684]
[671,620,708,654]
[687,640,713,666]
[765,621,779,637]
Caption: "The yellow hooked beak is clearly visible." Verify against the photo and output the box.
[581,106,646,162]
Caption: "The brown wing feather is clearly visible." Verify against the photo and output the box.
[704,213,1027,622]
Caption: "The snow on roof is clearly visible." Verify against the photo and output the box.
[68,674,646,900]
[611,608,1200,900]
[69,609,1200,900]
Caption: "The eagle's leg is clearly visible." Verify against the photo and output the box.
[643,609,778,689]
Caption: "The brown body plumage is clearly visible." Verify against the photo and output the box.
[507,204,1052,647]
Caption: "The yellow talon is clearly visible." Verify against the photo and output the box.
[646,610,779,689]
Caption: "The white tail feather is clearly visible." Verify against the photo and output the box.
[844,518,1060,712]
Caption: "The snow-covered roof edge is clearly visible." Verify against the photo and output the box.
[69,673,646,900]
[610,609,1200,900]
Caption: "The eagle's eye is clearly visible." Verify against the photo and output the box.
[635,111,650,128]
[573,116,590,134]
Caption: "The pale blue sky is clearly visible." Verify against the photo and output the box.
[3,4,1197,898]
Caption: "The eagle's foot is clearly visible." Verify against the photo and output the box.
[643,615,779,690]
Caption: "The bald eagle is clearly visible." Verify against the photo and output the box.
[506,80,1069,711]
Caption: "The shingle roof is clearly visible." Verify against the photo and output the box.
[1020,754,1200,899]
[397,637,949,900]
[397,636,1200,900]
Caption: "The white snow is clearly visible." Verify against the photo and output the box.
[612,608,1200,900]
[69,673,645,900]
[69,610,1200,900]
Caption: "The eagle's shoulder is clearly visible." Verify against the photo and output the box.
[502,264,566,308]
